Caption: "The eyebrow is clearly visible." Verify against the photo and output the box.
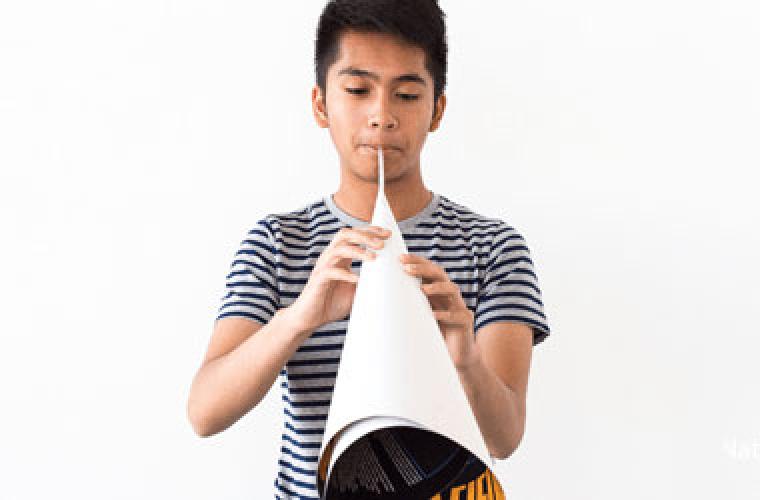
[337,66,427,86]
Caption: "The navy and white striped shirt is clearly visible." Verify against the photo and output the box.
[215,191,551,499]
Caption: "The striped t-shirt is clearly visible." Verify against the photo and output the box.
[215,191,551,499]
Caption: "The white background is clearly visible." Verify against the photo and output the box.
[1,1,759,498]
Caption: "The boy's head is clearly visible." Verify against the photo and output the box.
[312,0,448,185]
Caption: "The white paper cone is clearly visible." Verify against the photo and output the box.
[316,148,507,498]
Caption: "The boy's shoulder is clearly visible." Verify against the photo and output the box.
[435,194,521,241]
[436,194,507,223]
[248,197,329,235]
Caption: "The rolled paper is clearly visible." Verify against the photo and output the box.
[316,146,507,499]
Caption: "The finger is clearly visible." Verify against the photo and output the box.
[356,226,392,248]
[323,266,359,284]
[398,252,420,263]
[432,309,455,323]
[356,225,392,239]
[402,259,447,283]
[432,308,468,327]
[327,241,378,266]
[399,252,435,265]
[436,280,468,309]
[420,281,456,296]
[420,281,455,309]
[365,225,392,236]
[421,281,461,303]
[318,228,384,271]
[333,226,390,250]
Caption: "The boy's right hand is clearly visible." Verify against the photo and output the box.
[286,225,391,336]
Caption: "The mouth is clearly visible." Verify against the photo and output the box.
[358,144,401,154]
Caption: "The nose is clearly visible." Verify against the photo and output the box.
[368,97,398,130]
[368,113,398,130]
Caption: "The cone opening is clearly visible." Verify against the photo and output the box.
[319,425,499,499]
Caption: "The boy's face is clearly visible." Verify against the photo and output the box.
[312,30,446,184]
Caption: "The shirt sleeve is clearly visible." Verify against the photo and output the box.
[474,222,551,346]
[215,217,280,325]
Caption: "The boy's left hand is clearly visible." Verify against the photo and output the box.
[399,253,481,371]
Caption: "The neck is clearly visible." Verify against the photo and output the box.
[332,159,432,223]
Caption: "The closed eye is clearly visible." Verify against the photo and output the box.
[345,88,420,101]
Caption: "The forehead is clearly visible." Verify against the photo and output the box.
[330,30,429,80]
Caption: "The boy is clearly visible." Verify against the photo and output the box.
[187,1,551,498]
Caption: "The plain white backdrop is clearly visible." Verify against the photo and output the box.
[1,0,759,498]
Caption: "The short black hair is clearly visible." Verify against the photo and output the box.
[314,0,448,110]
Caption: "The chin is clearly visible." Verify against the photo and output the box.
[360,163,407,184]
[350,166,381,183]
[345,161,381,182]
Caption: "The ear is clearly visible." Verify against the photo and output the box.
[429,93,446,132]
[312,84,329,128]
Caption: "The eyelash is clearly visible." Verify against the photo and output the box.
[345,88,420,101]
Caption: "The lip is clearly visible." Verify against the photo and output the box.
[358,144,401,152]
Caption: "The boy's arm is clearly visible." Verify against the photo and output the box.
[189,225,390,438]
[186,306,310,437]
[457,321,533,460]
